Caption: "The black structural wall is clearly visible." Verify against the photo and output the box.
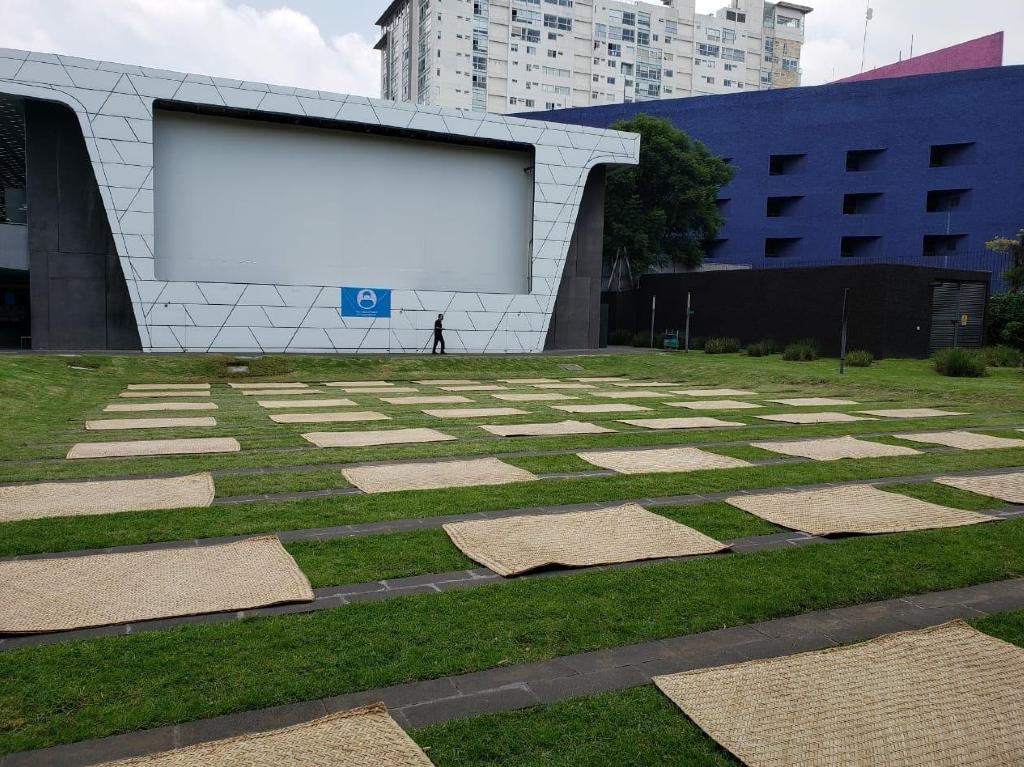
[25,100,140,351]
[606,264,990,359]
[545,167,604,350]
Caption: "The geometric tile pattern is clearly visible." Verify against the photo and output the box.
[0,48,639,353]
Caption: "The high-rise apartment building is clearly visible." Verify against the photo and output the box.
[375,0,812,114]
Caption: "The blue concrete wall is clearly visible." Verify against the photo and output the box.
[526,66,1024,291]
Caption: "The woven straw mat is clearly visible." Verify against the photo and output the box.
[381,395,471,405]
[422,407,527,418]
[532,383,595,389]
[554,403,650,414]
[769,397,859,406]
[0,473,214,523]
[493,393,578,402]
[669,400,763,410]
[480,420,613,437]
[498,378,557,383]
[228,382,308,389]
[612,382,677,387]
[119,391,210,398]
[935,471,1024,504]
[240,389,323,396]
[726,484,997,536]
[270,412,390,424]
[674,389,757,397]
[757,412,873,424]
[67,438,240,459]
[303,429,455,448]
[578,447,751,475]
[126,384,210,391]
[441,384,508,392]
[257,398,356,409]
[414,379,479,385]
[595,390,670,399]
[618,417,744,430]
[858,408,968,418]
[444,504,729,576]
[897,431,1024,451]
[85,417,217,431]
[344,457,536,494]
[105,402,218,413]
[324,381,391,387]
[0,536,313,634]
[752,436,920,461]
[653,621,1024,767]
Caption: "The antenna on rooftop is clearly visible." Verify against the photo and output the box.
[860,1,874,73]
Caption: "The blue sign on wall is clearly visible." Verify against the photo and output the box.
[341,287,392,318]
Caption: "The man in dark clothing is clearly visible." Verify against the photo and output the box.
[432,314,446,354]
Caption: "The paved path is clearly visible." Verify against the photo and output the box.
[5,578,1023,767]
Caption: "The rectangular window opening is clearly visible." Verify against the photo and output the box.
[840,236,882,258]
[842,193,884,215]
[926,189,971,213]
[929,142,976,168]
[923,234,967,258]
[846,148,885,172]
[766,195,803,217]
[768,153,805,176]
[764,237,801,258]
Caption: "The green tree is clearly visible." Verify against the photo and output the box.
[604,114,735,275]
[986,229,1024,293]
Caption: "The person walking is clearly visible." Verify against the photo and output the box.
[432,313,446,355]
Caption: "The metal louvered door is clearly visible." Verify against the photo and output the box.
[929,281,987,352]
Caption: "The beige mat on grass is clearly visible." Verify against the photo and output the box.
[441,384,508,392]
[480,420,613,437]
[241,389,324,396]
[67,438,240,459]
[96,704,435,767]
[104,402,218,413]
[228,382,307,389]
[757,412,874,424]
[554,403,650,414]
[669,400,763,410]
[415,379,478,385]
[86,417,217,431]
[270,411,390,425]
[126,384,210,391]
[858,408,968,418]
[0,473,214,523]
[303,428,456,448]
[618,417,745,430]
[339,386,418,394]
[493,392,578,402]
[726,484,996,536]
[0,536,313,634]
[896,431,1024,451]
[769,397,859,406]
[119,391,210,399]
[673,388,757,397]
[381,395,472,405]
[498,378,557,384]
[532,383,595,389]
[324,381,392,387]
[752,436,920,461]
[935,471,1024,504]
[572,377,629,382]
[578,447,751,475]
[258,398,356,409]
[653,621,1024,767]
[595,390,670,399]
[612,381,677,388]
[444,504,729,576]
[422,407,527,418]
[344,457,536,494]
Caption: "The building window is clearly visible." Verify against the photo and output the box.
[764,237,801,258]
[543,14,572,31]
[766,196,802,218]
[769,153,806,176]
[923,234,967,257]
[846,148,886,172]
[927,189,971,213]
[698,43,721,57]
[841,236,882,258]
[930,142,976,167]
[843,193,884,215]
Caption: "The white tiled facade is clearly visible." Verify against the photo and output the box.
[0,48,638,354]
[376,0,811,114]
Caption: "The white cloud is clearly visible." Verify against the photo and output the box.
[0,0,380,96]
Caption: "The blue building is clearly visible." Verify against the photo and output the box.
[530,66,1024,292]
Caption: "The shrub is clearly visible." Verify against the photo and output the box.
[745,339,777,357]
[933,348,987,377]
[608,329,634,346]
[704,337,742,354]
[688,336,706,351]
[782,339,819,361]
[979,345,1023,367]
[987,293,1024,350]
[845,350,874,367]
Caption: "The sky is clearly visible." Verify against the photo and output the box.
[0,0,1021,96]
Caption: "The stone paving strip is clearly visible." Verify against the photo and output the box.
[653,620,1024,767]
[0,473,214,523]
[342,457,537,494]
[337,386,420,394]
[554,403,651,414]
[229,383,308,389]
[84,417,218,431]
[752,436,920,461]
[415,380,479,386]
[757,412,876,424]
[257,398,357,409]
[897,430,1024,451]
[0,537,313,635]
[422,407,528,419]
[578,447,752,475]
[612,382,678,388]
[498,378,558,384]
[859,408,969,419]
[6,579,1023,766]
[768,397,860,407]
[118,391,211,398]
[572,376,630,382]
[125,384,211,391]
[269,412,390,425]
[618,417,746,431]
[726,485,999,537]
[935,471,1024,504]
[323,381,393,387]
[381,395,472,405]
[103,402,219,413]
[240,389,325,396]
[668,400,764,411]
[492,392,578,402]
[302,429,456,449]
[441,385,508,392]
[479,421,614,438]
[66,438,241,460]
[673,389,758,397]
[443,504,729,576]
[532,383,595,390]
[594,390,672,399]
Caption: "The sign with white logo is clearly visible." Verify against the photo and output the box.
[341,287,391,318]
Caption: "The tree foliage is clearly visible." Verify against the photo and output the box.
[604,114,735,274]
[986,229,1024,293]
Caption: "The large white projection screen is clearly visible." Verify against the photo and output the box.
[153,110,534,293]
